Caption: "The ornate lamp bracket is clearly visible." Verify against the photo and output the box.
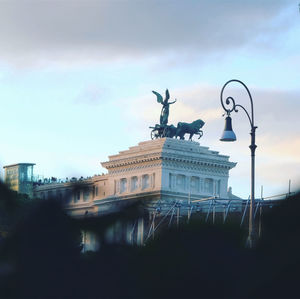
[220,79,256,130]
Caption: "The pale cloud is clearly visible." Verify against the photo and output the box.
[170,104,221,124]
[257,161,300,187]
[126,84,222,127]
[170,102,202,124]
[255,135,300,191]
[0,0,294,67]
[257,136,300,163]
[74,85,108,105]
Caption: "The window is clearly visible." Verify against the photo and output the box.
[204,178,213,194]
[83,189,90,201]
[176,175,186,191]
[64,189,71,204]
[131,176,138,191]
[200,178,204,192]
[190,176,200,193]
[74,190,80,202]
[27,166,33,182]
[120,178,127,193]
[20,172,24,181]
[142,175,149,190]
[169,173,176,189]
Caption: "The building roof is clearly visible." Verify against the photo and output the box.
[3,163,36,169]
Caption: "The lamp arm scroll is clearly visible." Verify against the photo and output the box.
[235,104,253,128]
[220,79,255,128]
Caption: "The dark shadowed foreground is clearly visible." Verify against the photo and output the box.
[0,182,299,298]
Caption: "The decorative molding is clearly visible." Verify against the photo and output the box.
[101,139,236,175]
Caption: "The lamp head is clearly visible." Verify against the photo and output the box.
[220,116,236,142]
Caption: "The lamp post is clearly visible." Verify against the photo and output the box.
[220,79,257,247]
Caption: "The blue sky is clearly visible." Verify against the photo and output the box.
[0,0,299,198]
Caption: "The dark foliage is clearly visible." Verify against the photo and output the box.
[0,197,82,298]
[0,183,299,298]
[0,183,27,225]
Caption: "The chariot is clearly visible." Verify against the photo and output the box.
[149,124,176,140]
[149,122,203,141]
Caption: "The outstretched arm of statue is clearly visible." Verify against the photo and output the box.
[169,99,177,105]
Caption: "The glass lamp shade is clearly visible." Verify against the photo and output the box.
[220,116,237,142]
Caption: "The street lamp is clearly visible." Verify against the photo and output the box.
[220,79,257,247]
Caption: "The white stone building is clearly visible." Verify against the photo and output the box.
[33,138,237,217]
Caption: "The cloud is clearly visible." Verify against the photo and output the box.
[0,0,293,67]
[256,161,300,186]
[257,136,300,162]
[125,84,222,125]
[74,85,108,105]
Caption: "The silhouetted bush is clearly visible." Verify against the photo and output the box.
[0,186,299,298]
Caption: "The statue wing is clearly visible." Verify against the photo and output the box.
[152,91,163,104]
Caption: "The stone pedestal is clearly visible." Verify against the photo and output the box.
[101,138,236,204]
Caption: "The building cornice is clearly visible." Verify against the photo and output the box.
[102,152,236,174]
[101,152,161,169]
[101,139,236,174]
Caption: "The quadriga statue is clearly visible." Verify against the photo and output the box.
[150,89,205,141]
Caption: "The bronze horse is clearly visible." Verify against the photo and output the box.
[175,119,205,140]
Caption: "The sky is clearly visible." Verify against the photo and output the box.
[0,0,299,199]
